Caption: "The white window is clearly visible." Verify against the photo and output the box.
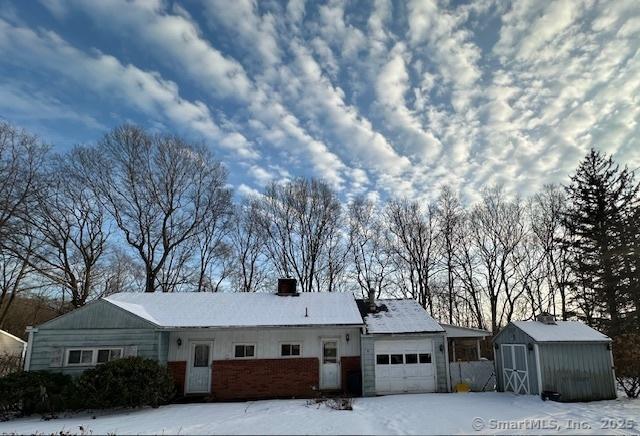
[65,348,123,366]
[280,343,301,357]
[234,344,256,358]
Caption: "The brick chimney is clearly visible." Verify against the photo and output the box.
[536,312,556,325]
[277,278,298,296]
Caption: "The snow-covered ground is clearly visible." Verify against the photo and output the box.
[1,392,638,435]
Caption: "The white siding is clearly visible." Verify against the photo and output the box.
[168,326,361,361]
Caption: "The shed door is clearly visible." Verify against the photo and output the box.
[502,344,529,394]
[374,339,436,394]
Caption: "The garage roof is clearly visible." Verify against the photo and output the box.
[511,321,611,342]
[105,292,364,328]
[361,299,444,334]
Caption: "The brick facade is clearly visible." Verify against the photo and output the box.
[167,361,187,395]
[340,356,361,395]
[211,357,320,401]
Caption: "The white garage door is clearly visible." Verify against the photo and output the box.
[374,339,436,394]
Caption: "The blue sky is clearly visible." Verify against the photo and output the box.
[0,0,638,203]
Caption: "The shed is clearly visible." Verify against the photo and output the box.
[358,297,449,396]
[493,314,616,402]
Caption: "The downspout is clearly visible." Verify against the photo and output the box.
[24,326,37,371]
[533,343,543,396]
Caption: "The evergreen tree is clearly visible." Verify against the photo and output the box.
[563,149,639,336]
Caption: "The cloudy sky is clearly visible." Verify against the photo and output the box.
[0,0,638,203]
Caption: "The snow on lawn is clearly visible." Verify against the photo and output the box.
[1,392,639,435]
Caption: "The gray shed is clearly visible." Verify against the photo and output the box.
[493,315,616,402]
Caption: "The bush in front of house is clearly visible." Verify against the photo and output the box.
[76,356,175,409]
[0,370,77,418]
[613,333,640,398]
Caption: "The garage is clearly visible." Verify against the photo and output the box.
[358,296,449,396]
[374,339,435,394]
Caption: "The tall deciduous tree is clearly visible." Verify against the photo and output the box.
[73,125,230,293]
[257,178,342,293]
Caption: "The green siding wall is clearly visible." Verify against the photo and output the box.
[38,300,157,330]
[361,333,448,396]
[29,328,160,376]
[539,343,615,402]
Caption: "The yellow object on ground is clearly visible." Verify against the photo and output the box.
[454,382,471,393]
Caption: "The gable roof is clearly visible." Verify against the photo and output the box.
[0,329,26,344]
[510,320,611,342]
[105,292,364,328]
[359,299,444,334]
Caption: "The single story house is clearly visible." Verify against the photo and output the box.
[493,313,616,402]
[358,295,449,396]
[0,329,26,357]
[25,279,364,400]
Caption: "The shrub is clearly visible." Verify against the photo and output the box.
[0,370,76,418]
[613,333,640,398]
[0,353,23,377]
[76,357,175,408]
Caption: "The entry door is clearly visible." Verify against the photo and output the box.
[502,344,529,394]
[320,339,340,390]
[187,341,212,394]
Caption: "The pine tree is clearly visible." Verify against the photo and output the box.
[563,149,639,336]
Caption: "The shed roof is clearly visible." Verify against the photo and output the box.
[0,329,26,344]
[105,292,364,328]
[510,320,611,342]
[359,299,444,334]
[440,323,491,338]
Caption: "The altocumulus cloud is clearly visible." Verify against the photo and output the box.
[0,0,638,203]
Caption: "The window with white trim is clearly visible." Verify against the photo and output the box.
[65,347,123,366]
[280,343,301,357]
[234,344,255,358]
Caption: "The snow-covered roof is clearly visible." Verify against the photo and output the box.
[363,299,444,334]
[511,321,611,342]
[104,292,364,328]
[440,323,491,338]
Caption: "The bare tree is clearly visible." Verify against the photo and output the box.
[257,178,342,293]
[0,122,47,241]
[229,201,268,292]
[16,155,110,307]
[530,184,573,320]
[436,186,463,323]
[73,125,230,292]
[385,199,440,314]
[347,196,392,298]
[193,183,233,292]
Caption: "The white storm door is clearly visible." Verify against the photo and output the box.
[320,339,340,390]
[187,341,212,394]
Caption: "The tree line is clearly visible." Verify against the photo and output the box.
[0,122,638,337]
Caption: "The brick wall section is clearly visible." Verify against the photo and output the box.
[340,356,361,395]
[211,358,319,400]
[167,361,187,395]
